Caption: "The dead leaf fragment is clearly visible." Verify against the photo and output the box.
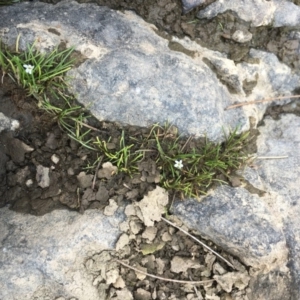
[140,242,165,255]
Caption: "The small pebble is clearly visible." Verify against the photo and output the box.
[162,232,172,242]
[36,165,50,188]
[10,120,20,131]
[232,29,252,43]
[67,167,75,176]
[51,154,60,164]
[26,179,33,187]
[104,199,118,216]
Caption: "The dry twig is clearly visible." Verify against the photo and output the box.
[115,259,215,285]
[256,155,288,160]
[161,217,236,270]
[91,156,103,190]
[225,95,300,110]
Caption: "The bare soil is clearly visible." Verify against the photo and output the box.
[1,0,300,299]
[0,75,252,300]
[0,77,159,215]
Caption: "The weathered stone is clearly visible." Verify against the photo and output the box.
[0,112,19,133]
[115,233,130,251]
[76,171,93,189]
[135,186,168,226]
[232,30,253,43]
[0,132,34,163]
[181,0,207,14]
[173,114,300,300]
[35,165,50,188]
[0,207,125,300]
[104,199,119,216]
[170,256,202,273]
[173,186,288,269]
[197,0,300,28]
[1,1,300,299]
[1,1,299,142]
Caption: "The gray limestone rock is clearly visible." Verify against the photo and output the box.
[172,114,300,300]
[181,0,207,14]
[172,186,288,270]
[0,112,19,133]
[1,0,299,143]
[1,1,300,299]
[197,0,300,28]
[0,207,125,300]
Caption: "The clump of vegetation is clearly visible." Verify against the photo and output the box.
[0,40,251,198]
[93,123,250,198]
[0,39,93,148]
[0,39,74,96]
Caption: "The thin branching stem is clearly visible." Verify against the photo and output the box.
[161,217,236,270]
[115,259,215,285]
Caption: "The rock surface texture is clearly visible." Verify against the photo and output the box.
[173,114,300,300]
[0,0,300,299]
[197,0,300,27]
[0,207,125,300]
[1,0,299,142]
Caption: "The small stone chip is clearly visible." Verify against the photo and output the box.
[124,204,136,216]
[51,154,60,164]
[135,186,168,226]
[232,30,253,43]
[97,162,118,179]
[129,220,143,234]
[171,256,202,273]
[113,276,126,289]
[36,165,50,188]
[134,265,147,280]
[76,171,93,189]
[106,269,119,285]
[26,179,33,187]
[104,199,118,216]
[119,221,130,232]
[214,272,250,293]
[134,288,151,300]
[161,232,172,242]
[116,233,129,251]
[115,288,133,300]
[141,226,157,241]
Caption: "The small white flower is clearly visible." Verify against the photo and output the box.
[23,64,34,75]
[174,160,183,170]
